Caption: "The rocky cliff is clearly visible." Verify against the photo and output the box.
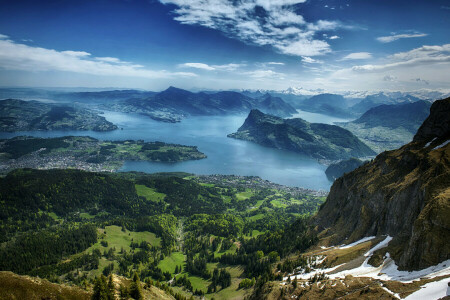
[313,97,450,270]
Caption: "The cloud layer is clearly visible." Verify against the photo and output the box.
[160,0,342,56]
[376,32,427,43]
[0,35,195,78]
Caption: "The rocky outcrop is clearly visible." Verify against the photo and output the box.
[313,97,450,270]
[413,97,450,141]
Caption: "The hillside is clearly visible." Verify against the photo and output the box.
[313,97,450,270]
[0,168,325,300]
[338,100,432,152]
[228,109,375,160]
[110,87,297,122]
[0,99,117,132]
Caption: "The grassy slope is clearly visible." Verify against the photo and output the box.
[135,184,166,202]
[0,271,91,300]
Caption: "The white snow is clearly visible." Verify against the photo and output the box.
[432,139,450,150]
[381,286,400,299]
[364,235,392,256]
[338,236,376,249]
[404,277,450,300]
[281,234,450,294]
[425,137,437,148]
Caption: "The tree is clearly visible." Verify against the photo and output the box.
[92,275,114,300]
[129,272,143,300]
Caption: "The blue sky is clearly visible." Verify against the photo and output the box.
[0,0,449,92]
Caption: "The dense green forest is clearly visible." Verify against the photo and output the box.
[0,169,325,299]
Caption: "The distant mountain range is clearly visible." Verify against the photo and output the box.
[108,87,297,122]
[338,100,432,152]
[0,99,117,132]
[313,97,450,270]
[228,109,375,160]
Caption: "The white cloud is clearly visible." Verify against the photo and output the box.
[158,0,348,57]
[352,44,450,72]
[301,56,322,64]
[245,69,285,79]
[329,35,340,40]
[383,75,397,81]
[315,43,450,92]
[340,52,372,60]
[267,62,285,65]
[61,50,91,57]
[276,39,331,56]
[0,34,9,39]
[0,37,196,79]
[213,63,245,71]
[95,57,127,64]
[179,62,215,70]
[179,62,245,71]
[376,32,428,43]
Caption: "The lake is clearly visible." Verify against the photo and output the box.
[0,109,343,191]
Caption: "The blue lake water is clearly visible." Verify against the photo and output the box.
[0,110,339,190]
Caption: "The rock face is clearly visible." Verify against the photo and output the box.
[313,97,450,270]
[325,158,364,181]
[228,109,375,160]
[413,98,450,141]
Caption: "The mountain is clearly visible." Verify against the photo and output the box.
[350,92,396,114]
[228,109,375,160]
[313,97,450,270]
[55,89,157,103]
[256,93,297,117]
[297,93,355,118]
[338,100,432,152]
[112,86,297,122]
[325,158,364,181]
[352,100,431,132]
[0,99,117,132]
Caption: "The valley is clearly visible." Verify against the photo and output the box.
[0,89,448,300]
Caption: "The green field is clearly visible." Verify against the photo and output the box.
[85,225,161,255]
[135,184,166,202]
[236,190,254,201]
[158,251,186,274]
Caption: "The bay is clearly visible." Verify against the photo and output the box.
[0,110,334,190]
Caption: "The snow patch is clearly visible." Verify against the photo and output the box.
[424,137,437,148]
[338,236,376,249]
[364,236,392,256]
[404,277,450,300]
[381,286,400,299]
[432,139,450,150]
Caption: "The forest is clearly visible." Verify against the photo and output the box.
[0,168,325,299]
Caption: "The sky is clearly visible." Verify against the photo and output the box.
[0,0,449,92]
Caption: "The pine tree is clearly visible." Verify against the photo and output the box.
[92,275,108,300]
[129,272,143,300]
[107,275,115,300]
